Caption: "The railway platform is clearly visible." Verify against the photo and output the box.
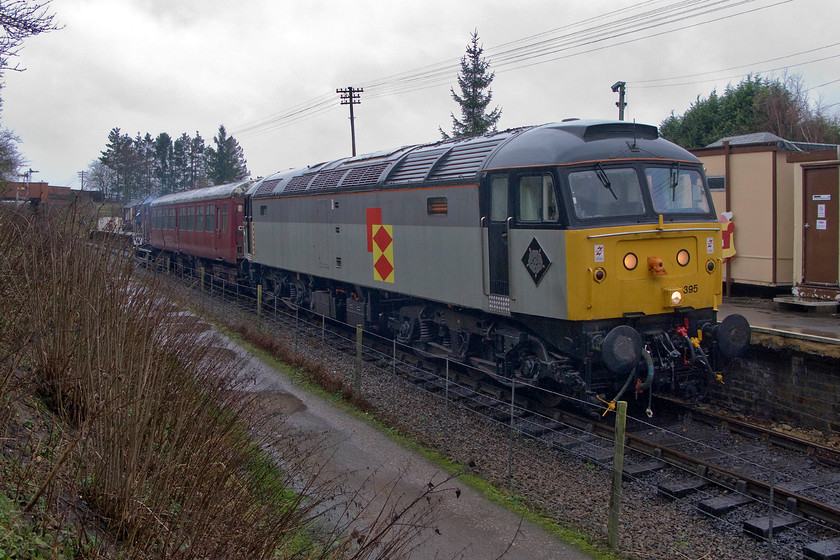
[719,297,840,346]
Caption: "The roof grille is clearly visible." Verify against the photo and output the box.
[386,147,449,184]
[254,178,282,198]
[428,138,504,182]
[341,163,389,188]
[284,174,315,194]
[309,169,348,191]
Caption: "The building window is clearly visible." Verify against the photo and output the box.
[708,175,726,191]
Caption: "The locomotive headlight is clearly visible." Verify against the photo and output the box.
[677,249,690,266]
[623,252,638,270]
[663,288,683,307]
[671,291,683,305]
[706,259,716,274]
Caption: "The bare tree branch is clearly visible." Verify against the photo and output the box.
[0,0,60,71]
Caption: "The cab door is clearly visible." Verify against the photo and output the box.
[486,174,511,308]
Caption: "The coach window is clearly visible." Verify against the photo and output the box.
[222,204,229,233]
[206,204,215,231]
[518,174,558,223]
[197,205,205,232]
[178,207,186,230]
[187,206,195,231]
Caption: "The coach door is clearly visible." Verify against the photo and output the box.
[486,174,511,312]
[803,164,840,285]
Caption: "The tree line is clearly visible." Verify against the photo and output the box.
[90,124,248,203]
[660,74,840,149]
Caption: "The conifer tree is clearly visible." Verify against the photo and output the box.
[204,125,248,185]
[442,30,502,139]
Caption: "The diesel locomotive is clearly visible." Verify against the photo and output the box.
[146,120,750,408]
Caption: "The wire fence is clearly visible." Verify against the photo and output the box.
[151,257,837,559]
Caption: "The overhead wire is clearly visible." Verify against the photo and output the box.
[633,51,840,88]
[232,0,806,138]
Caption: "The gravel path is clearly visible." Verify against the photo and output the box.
[184,287,795,560]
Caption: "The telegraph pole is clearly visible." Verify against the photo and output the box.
[78,170,86,191]
[611,81,627,121]
[337,86,363,156]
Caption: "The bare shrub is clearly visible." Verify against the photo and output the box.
[0,203,445,559]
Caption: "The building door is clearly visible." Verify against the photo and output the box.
[803,164,840,285]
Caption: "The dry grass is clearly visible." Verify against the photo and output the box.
[0,203,446,559]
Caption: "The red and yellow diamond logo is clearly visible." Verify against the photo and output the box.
[372,224,394,283]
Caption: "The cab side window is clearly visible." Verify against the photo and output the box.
[490,176,508,222]
[518,174,558,223]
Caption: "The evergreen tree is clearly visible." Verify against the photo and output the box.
[204,124,248,185]
[171,133,189,192]
[153,132,174,194]
[99,127,138,202]
[188,131,207,189]
[441,30,502,139]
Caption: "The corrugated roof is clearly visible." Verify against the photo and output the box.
[705,132,801,151]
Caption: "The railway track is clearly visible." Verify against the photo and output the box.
[164,265,840,559]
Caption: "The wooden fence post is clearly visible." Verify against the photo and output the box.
[608,401,627,549]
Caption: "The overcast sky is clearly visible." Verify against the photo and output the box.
[3,0,838,187]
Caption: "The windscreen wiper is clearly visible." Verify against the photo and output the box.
[595,163,618,200]
[670,162,680,201]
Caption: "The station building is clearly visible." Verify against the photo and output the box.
[691,134,840,302]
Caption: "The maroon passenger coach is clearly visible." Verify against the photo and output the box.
[148,181,251,272]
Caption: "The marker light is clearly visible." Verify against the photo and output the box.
[623,253,638,270]
[706,260,716,273]
[593,267,607,283]
[677,249,690,266]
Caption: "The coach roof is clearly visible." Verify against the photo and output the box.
[151,180,252,207]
